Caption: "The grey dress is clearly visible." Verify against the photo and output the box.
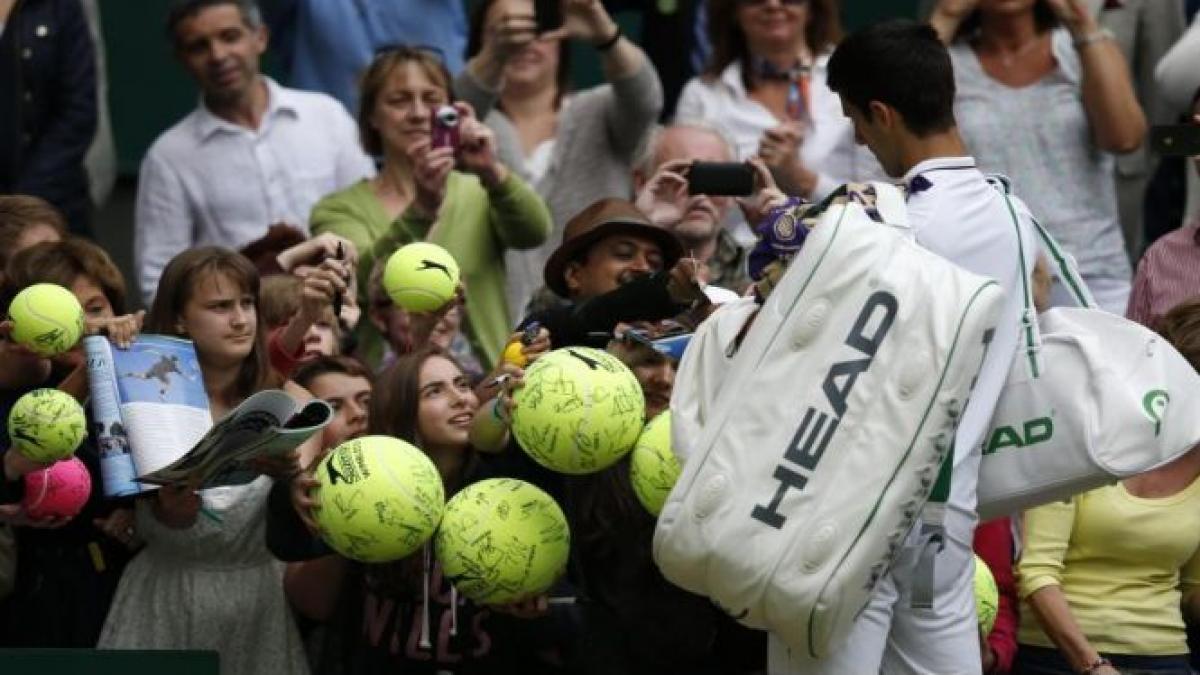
[99,477,308,675]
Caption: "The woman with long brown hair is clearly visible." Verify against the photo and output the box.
[676,0,879,228]
[98,247,311,675]
[275,347,566,674]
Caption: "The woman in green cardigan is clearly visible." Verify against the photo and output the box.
[310,46,551,369]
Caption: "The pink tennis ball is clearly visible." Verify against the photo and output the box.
[23,457,91,520]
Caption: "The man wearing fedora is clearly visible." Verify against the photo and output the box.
[518,197,708,350]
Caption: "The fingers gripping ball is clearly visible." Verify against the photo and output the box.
[8,283,85,357]
[434,478,569,605]
[975,554,999,636]
[511,347,645,474]
[314,436,445,563]
[383,243,461,313]
[629,412,680,516]
[23,456,91,520]
[8,388,88,462]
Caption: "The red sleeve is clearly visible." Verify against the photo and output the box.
[1125,253,1156,328]
[267,325,304,378]
[974,517,1018,675]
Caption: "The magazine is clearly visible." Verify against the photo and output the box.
[84,335,331,496]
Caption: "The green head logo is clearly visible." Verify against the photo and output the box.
[1142,389,1169,437]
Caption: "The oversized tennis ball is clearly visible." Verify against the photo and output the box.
[8,388,88,462]
[975,554,999,636]
[434,478,569,605]
[23,456,91,520]
[313,435,445,563]
[7,283,85,357]
[511,347,645,475]
[629,412,679,516]
[383,242,460,313]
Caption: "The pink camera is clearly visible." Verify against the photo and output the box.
[431,105,460,150]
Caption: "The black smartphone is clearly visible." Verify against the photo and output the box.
[687,161,755,196]
[1149,124,1200,157]
[534,0,562,35]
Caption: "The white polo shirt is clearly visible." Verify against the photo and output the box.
[905,156,1035,546]
[134,77,374,303]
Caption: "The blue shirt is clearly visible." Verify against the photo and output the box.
[266,0,467,115]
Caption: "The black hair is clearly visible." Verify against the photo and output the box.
[954,0,1059,42]
[166,0,261,45]
[827,19,956,138]
[465,0,572,110]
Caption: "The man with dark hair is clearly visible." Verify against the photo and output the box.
[135,0,372,305]
[767,20,1036,675]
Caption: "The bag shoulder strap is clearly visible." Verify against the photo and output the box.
[987,175,1044,379]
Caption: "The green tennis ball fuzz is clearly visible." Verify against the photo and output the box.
[7,388,88,462]
[975,554,999,636]
[629,411,680,516]
[434,478,570,605]
[314,435,445,563]
[510,347,645,475]
[8,283,85,357]
[383,242,460,313]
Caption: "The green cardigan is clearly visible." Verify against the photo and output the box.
[310,171,551,368]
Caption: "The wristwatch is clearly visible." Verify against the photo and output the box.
[1073,28,1115,50]
[1080,656,1113,674]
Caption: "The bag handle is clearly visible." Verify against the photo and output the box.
[986,175,1096,381]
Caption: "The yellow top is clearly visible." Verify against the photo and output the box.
[1018,478,1200,655]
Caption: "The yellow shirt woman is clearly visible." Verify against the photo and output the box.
[1018,478,1200,656]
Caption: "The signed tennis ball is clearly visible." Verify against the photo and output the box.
[314,435,445,563]
[434,478,569,605]
[629,412,679,516]
[383,242,460,313]
[510,347,645,475]
[23,456,91,520]
[7,388,88,462]
[975,554,999,636]
[8,283,85,357]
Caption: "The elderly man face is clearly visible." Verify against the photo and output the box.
[643,126,737,243]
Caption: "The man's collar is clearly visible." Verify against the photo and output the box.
[901,156,976,185]
[194,76,299,141]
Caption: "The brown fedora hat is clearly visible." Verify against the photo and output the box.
[544,198,685,298]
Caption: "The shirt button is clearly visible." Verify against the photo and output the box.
[21,133,32,145]
[35,25,49,38]
[23,91,32,103]
[21,48,32,60]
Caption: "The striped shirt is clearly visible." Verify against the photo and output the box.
[1125,223,1200,328]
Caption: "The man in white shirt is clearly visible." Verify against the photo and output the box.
[763,20,1035,674]
[135,0,373,304]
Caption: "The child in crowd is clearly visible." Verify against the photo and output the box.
[97,247,315,675]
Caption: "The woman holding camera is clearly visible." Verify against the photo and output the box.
[458,0,663,316]
[310,46,551,370]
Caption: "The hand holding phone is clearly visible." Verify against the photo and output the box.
[1149,124,1200,157]
[687,162,756,197]
[534,0,563,35]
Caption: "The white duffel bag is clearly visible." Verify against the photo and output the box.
[976,201,1200,520]
[653,183,1004,658]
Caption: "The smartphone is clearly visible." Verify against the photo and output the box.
[431,105,460,150]
[1149,124,1200,157]
[534,0,562,35]
[687,162,755,196]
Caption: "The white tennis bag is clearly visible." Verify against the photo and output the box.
[653,184,1004,658]
[976,203,1200,521]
